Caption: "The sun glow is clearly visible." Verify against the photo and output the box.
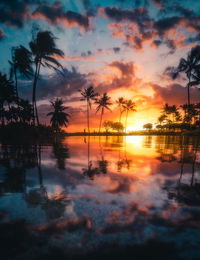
[126,120,145,131]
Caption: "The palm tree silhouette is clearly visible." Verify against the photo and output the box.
[30,31,64,125]
[47,98,70,133]
[79,86,98,133]
[9,45,33,100]
[82,136,99,179]
[175,46,200,105]
[95,93,112,133]
[123,100,136,132]
[116,97,126,123]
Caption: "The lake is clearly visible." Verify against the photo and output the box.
[0,135,200,260]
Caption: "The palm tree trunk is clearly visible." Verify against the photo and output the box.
[125,110,128,133]
[119,106,121,122]
[32,62,40,126]
[32,63,38,125]
[188,76,191,106]
[14,67,19,100]
[87,100,90,133]
[35,63,41,126]
[99,108,103,133]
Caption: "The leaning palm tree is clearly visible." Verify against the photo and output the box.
[123,100,136,132]
[175,46,200,105]
[79,86,98,133]
[95,93,112,133]
[9,45,33,100]
[116,97,126,122]
[30,31,64,125]
[47,98,70,132]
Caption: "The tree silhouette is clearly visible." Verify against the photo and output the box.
[175,46,200,105]
[79,86,98,133]
[116,97,126,123]
[30,30,64,125]
[123,100,136,132]
[0,73,15,125]
[143,123,153,130]
[162,104,181,123]
[95,93,112,133]
[47,98,70,132]
[9,45,33,100]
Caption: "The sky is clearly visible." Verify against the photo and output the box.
[0,0,200,131]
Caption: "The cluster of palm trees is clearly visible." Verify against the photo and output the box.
[157,103,200,130]
[0,30,64,128]
[79,86,136,133]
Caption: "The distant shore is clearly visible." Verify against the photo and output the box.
[65,130,200,136]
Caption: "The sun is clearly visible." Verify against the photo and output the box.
[126,120,145,132]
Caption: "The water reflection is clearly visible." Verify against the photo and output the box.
[0,136,200,259]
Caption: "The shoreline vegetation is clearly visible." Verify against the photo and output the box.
[0,124,199,145]
[0,30,200,141]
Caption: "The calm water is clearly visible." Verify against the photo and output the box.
[0,136,200,260]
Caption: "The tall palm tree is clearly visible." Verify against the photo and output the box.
[30,31,64,126]
[47,98,70,132]
[95,93,112,133]
[9,45,33,100]
[175,46,200,105]
[123,100,136,132]
[116,97,126,122]
[79,86,98,133]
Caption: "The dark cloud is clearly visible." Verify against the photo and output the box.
[81,50,92,57]
[0,1,28,28]
[104,6,150,23]
[32,2,90,30]
[113,47,121,53]
[22,67,88,102]
[0,0,41,28]
[105,5,200,52]
[109,61,135,77]
[95,61,136,94]
[152,83,200,105]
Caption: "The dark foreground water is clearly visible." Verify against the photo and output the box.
[0,135,200,260]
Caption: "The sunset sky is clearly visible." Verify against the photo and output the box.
[0,0,200,131]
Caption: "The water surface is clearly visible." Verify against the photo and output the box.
[0,136,200,260]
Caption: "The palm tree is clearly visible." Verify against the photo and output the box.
[79,86,98,133]
[123,100,136,132]
[47,98,70,132]
[9,45,33,100]
[95,93,112,133]
[116,97,126,122]
[30,30,64,125]
[175,46,200,105]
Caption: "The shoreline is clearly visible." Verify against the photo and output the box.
[64,130,200,136]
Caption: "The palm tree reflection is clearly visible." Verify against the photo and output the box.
[98,137,108,175]
[52,141,70,170]
[0,142,70,219]
[82,136,99,179]
[166,137,200,206]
